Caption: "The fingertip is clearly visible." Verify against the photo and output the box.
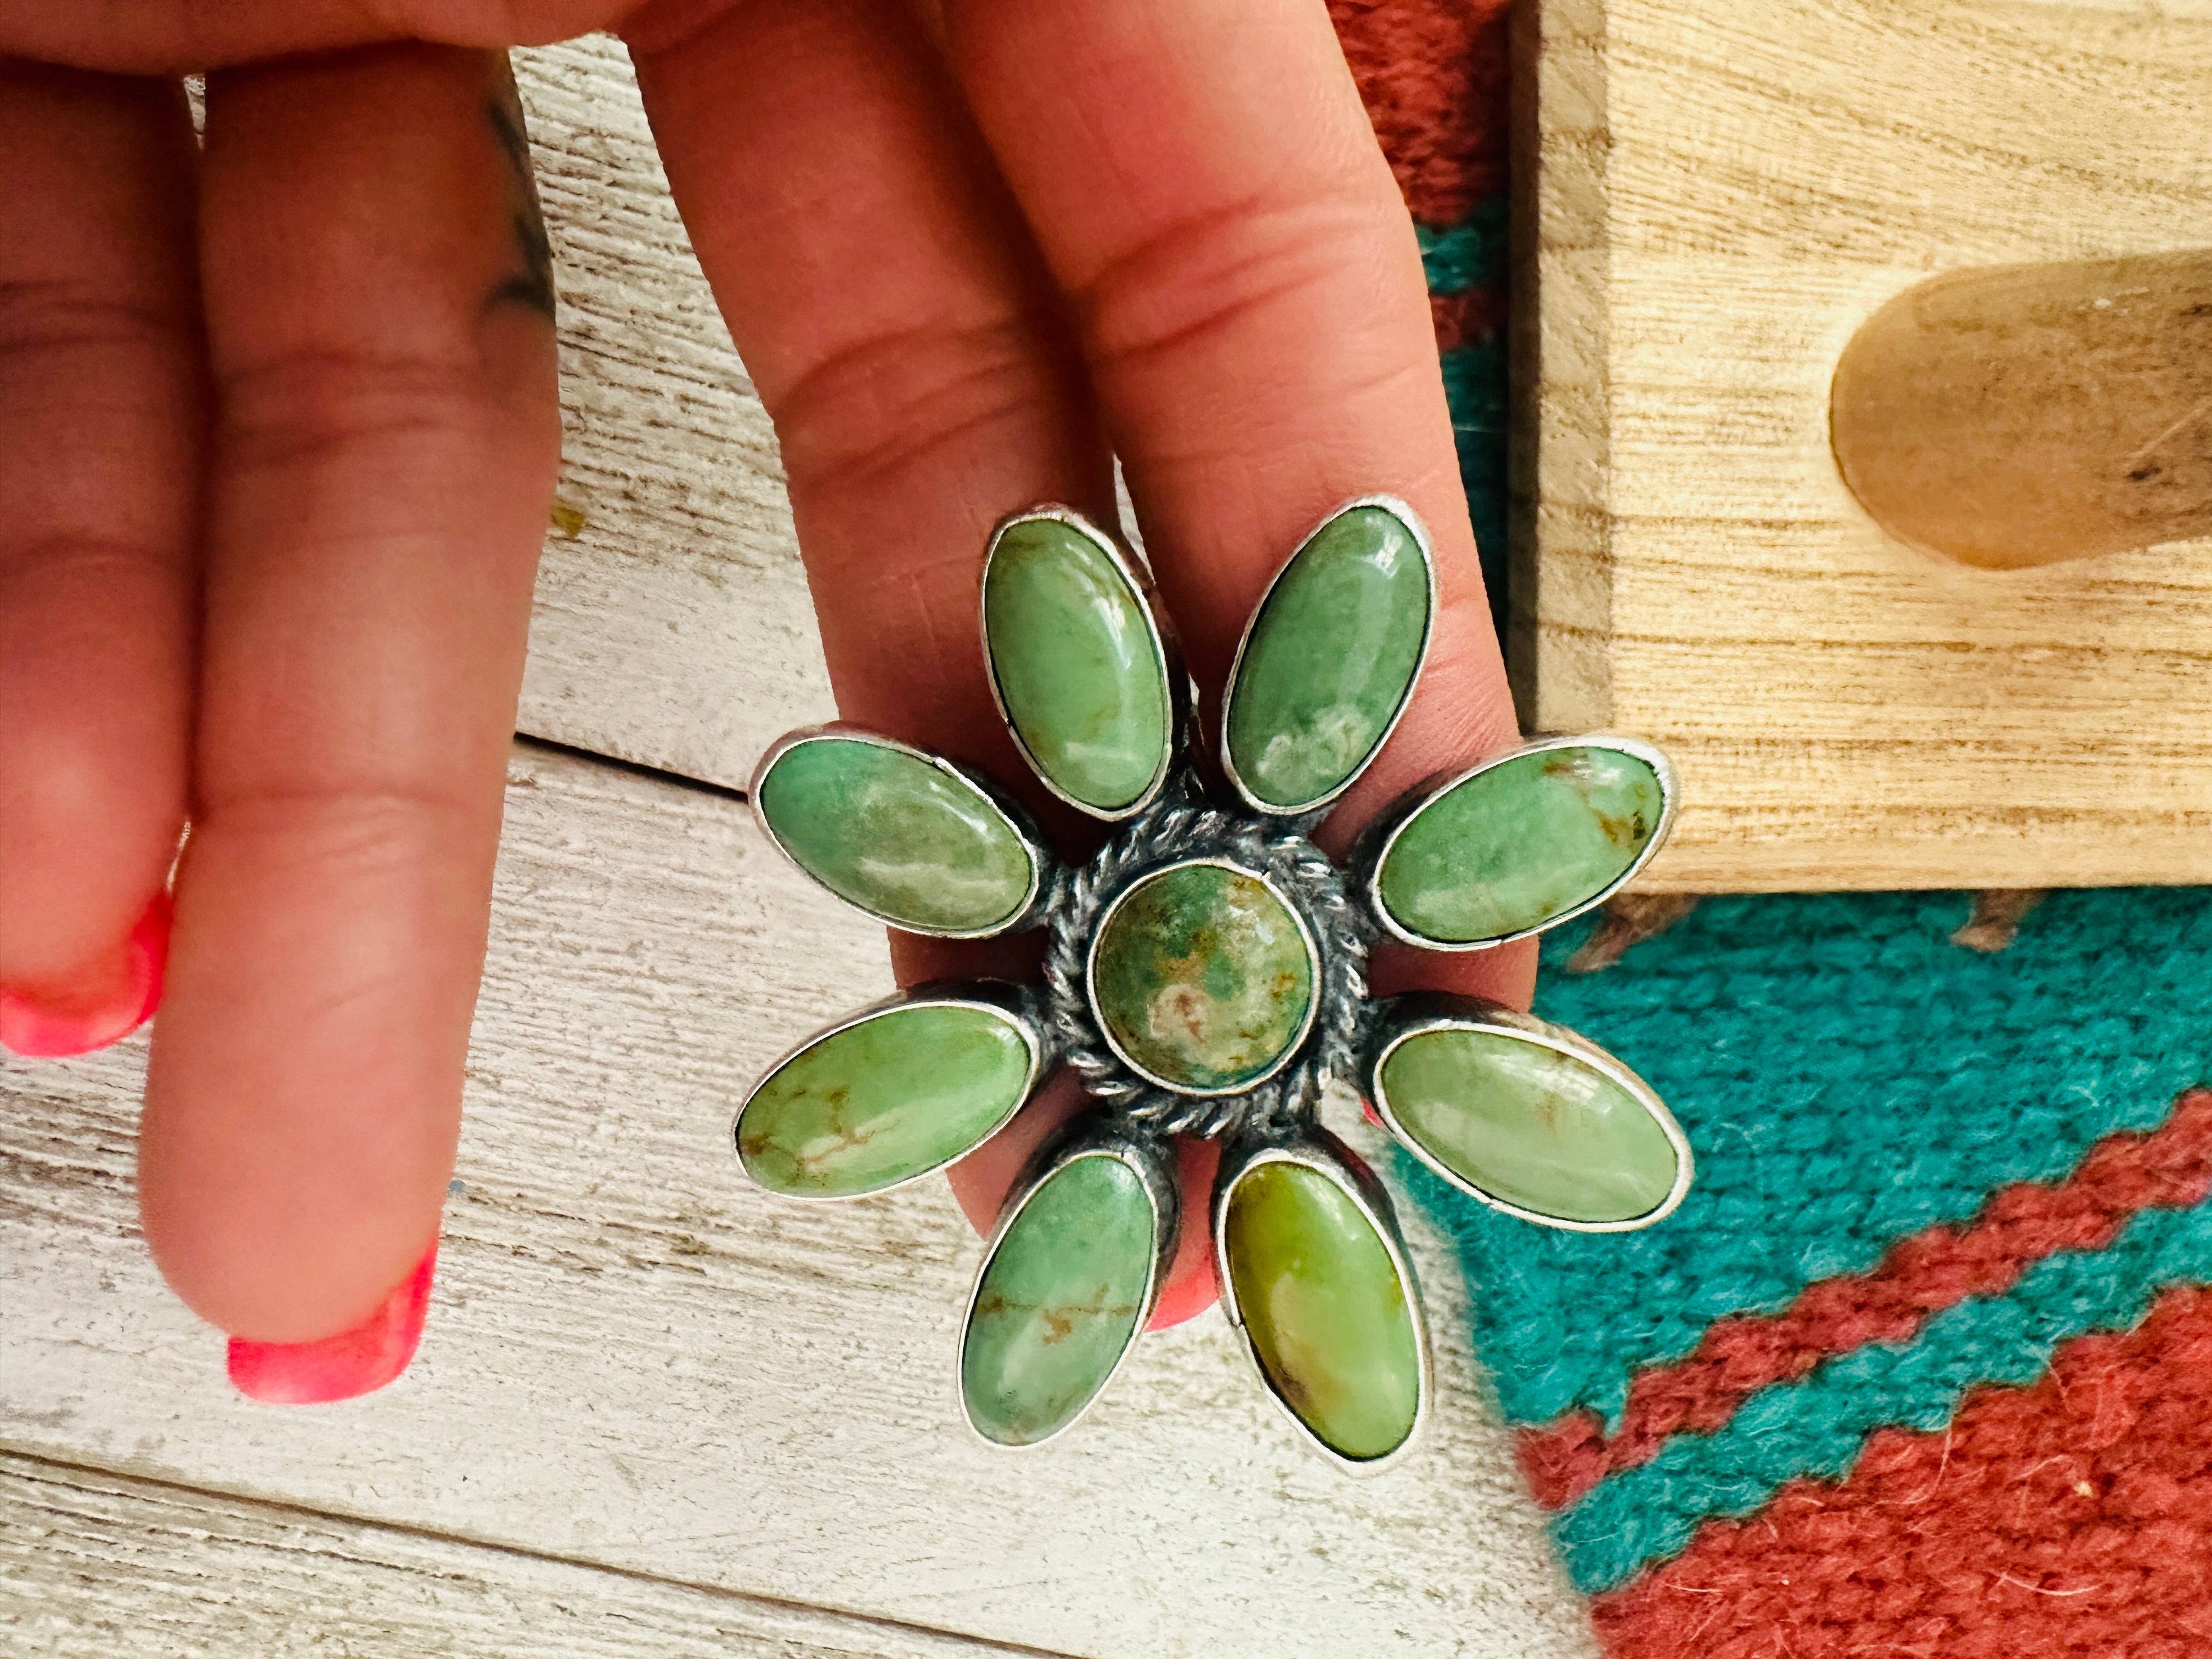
[0,889,170,1058]
[227,1240,436,1406]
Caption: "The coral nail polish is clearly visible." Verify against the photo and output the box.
[0,891,171,1059]
[227,1244,437,1406]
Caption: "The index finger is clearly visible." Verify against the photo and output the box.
[939,0,1533,1007]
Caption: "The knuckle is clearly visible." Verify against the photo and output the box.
[0,276,193,364]
[766,311,1074,501]
[1075,190,1384,376]
[215,347,508,479]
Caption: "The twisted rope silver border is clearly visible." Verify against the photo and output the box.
[1042,779,1371,1141]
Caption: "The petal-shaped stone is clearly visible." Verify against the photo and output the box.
[738,1002,1036,1198]
[757,737,1038,934]
[1089,862,1316,1092]
[1376,1026,1679,1223]
[1376,746,1666,945]
[984,516,1171,815]
[1223,1160,1421,1462]
[1224,504,1431,811]
[962,1153,1156,1446]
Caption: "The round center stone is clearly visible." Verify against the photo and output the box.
[1088,861,1318,1093]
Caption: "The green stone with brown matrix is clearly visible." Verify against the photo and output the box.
[757,737,1036,934]
[1090,862,1316,1092]
[1224,1160,1421,1462]
[984,517,1171,813]
[962,1154,1155,1446]
[1378,1026,1678,1223]
[1225,504,1431,810]
[1378,746,1664,944]
[738,1003,1032,1198]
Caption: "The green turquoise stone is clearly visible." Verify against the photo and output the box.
[1377,1028,1678,1223]
[962,1154,1155,1446]
[1224,1161,1421,1462]
[758,737,1036,934]
[1376,746,1665,944]
[1224,505,1431,810]
[984,517,1171,813]
[1090,862,1316,1091]
[738,1003,1034,1198]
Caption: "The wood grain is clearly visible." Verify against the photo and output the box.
[1512,0,2212,889]
[1,744,1599,1659]
[514,37,835,789]
[0,1453,1041,1659]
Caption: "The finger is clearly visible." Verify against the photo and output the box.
[626,0,1225,1315]
[0,61,199,1055]
[940,0,1536,1007]
[0,3,619,77]
[138,44,560,1346]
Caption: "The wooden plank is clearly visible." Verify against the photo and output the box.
[514,37,835,789]
[0,1453,1043,1659]
[1512,0,2212,890]
[1,743,1599,1659]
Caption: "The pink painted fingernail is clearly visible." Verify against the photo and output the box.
[227,1243,437,1406]
[0,891,171,1059]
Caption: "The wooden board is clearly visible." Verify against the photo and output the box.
[1,744,1599,1659]
[1511,0,2212,890]
[0,1453,1028,1659]
[515,37,834,789]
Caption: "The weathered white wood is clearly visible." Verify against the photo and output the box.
[514,37,834,789]
[1513,0,2212,890]
[0,1453,1034,1659]
[1,743,1598,1659]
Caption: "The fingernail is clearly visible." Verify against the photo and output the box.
[227,1243,437,1406]
[0,891,171,1059]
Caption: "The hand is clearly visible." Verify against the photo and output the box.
[0,0,1532,1395]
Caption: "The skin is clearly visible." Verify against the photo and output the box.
[0,0,1534,1346]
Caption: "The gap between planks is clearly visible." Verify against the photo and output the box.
[0,1448,1076,1659]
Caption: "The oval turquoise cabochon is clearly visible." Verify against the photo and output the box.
[1376,744,1667,946]
[757,737,1038,935]
[1376,1025,1680,1225]
[738,1001,1036,1198]
[1224,503,1432,812]
[983,515,1172,815]
[1223,1158,1423,1462]
[962,1153,1156,1446]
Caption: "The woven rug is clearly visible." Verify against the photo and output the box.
[1331,3,2212,1652]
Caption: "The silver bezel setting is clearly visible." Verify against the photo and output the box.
[1082,855,1324,1099]
[1218,494,1440,819]
[749,725,1057,939]
[956,1120,1180,1451]
[979,506,1188,823]
[733,979,1048,1204]
[1362,992,1694,1233]
[1045,789,1372,1141]
[1212,1130,1433,1475]
[1356,733,1681,952]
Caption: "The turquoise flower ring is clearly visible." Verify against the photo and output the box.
[734,496,1692,1468]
